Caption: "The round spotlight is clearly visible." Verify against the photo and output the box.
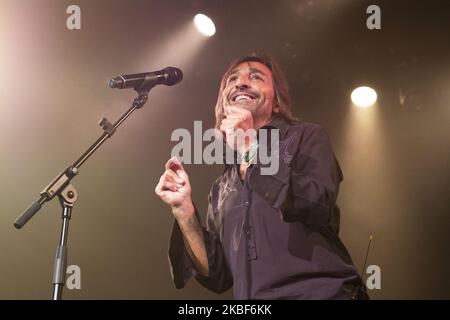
[351,86,377,108]
[194,14,216,37]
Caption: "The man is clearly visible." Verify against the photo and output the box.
[155,53,368,299]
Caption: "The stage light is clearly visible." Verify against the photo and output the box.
[194,14,216,37]
[351,86,377,108]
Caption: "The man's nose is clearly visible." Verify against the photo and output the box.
[235,75,250,89]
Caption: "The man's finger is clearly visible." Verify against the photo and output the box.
[165,157,177,170]
[161,180,180,192]
[227,105,248,114]
[166,156,185,174]
[220,123,235,135]
[168,156,190,182]
[224,105,244,116]
[165,169,184,184]
[223,113,242,120]
[221,116,242,125]
[220,118,234,126]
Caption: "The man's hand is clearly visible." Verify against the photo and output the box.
[220,105,256,155]
[155,156,209,276]
[155,156,194,222]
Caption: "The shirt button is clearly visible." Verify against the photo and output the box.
[243,201,249,206]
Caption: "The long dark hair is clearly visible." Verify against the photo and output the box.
[214,52,297,129]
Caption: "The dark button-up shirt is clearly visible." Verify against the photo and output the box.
[168,115,366,299]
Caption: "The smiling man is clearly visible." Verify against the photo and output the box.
[155,53,368,299]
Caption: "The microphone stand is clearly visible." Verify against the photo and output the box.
[14,86,152,300]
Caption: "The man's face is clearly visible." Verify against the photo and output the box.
[222,61,275,125]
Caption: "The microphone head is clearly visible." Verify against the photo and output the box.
[109,77,121,88]
[162,67,183,86]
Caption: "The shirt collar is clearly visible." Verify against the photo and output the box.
[259,114,290,139]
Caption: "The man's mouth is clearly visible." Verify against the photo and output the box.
[230,92,258,104]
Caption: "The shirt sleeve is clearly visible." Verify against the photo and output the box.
[248,124,343,231]
[167,189,233,293]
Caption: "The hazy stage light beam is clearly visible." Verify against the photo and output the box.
[137,20,210,76]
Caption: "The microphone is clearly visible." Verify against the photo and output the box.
[109,67,183,90]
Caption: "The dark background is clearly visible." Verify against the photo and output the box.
[0,0,449,299]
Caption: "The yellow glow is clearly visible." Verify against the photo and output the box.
[351,86,377,108]
[194,14,216,37]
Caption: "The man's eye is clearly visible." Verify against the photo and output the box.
[250,74,263,81]
[226,76,237,84]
